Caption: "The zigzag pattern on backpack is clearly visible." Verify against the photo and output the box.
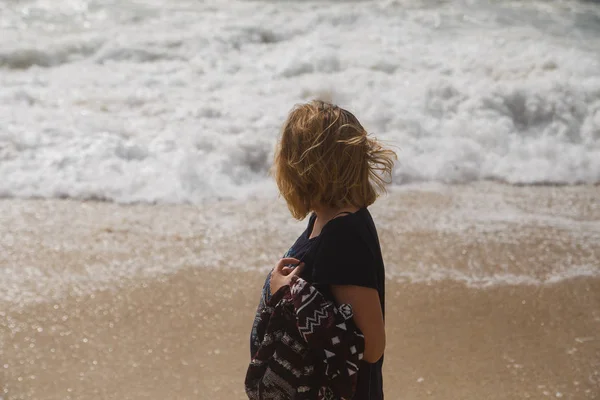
[297,307,329,340]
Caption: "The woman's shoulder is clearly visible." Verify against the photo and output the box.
[320,209,375,248]
[324,207,373,235]
[323,207,382,258]
[312,208,380,288]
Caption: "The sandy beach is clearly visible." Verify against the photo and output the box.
[1,184,599,400]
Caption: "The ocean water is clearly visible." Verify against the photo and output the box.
[1,0,599,203]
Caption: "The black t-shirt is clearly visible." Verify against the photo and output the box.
[250,207,385,400]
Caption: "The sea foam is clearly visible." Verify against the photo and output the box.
[1,0,599,203]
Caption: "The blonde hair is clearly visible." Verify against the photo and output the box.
[273,100,397,220]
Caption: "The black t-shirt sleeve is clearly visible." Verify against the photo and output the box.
[312,223,378,289]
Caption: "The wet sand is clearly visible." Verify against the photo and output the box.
[2,270,599,400]
[1,184,599,399]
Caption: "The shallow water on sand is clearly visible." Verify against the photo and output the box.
[1,183,598,306]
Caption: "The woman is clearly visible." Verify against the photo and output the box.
[250,100,396,399]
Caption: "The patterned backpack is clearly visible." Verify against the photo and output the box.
[245,277,365,400]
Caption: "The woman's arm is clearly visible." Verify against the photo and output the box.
[330,285,385,363]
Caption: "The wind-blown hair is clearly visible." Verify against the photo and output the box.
[273,100,397,220]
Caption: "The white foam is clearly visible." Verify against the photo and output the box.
[1,0,599,203]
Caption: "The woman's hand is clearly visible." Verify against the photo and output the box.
[270,258,305,295]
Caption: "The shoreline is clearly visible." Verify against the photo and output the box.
[1,183,599,306]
